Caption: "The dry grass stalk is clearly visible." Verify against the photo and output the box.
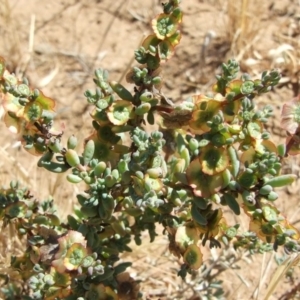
[264,253,300,300]
[226,0,261,60]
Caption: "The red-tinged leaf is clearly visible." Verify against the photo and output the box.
[142,34,161,50]
[199,145,229,175]
[223,100,240,122]
[286,136,300,156]
[281,95,300,134]
[186,158,223,198]
[36,90,56,111]
[107,100,133,125]
[90,107,110,125]
[256,140,278,154]
[152,13,178,40]
[226,79,243,95]
[171,7,183,23]
[63,243,87,271]
[167,30,181,47]
[189,100,221,134]
[183,244,203,270]
[175,225,200,254]
[158,40,174,61]
[240,148,256,165]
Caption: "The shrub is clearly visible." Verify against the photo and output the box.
[0,1,299,299]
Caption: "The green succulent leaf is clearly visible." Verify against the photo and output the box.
[223,193,240,215]
[241,80,255,94]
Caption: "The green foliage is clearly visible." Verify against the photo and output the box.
[0,1,300,299]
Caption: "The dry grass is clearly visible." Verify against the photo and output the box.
[0,0,300,299]
[226,0,262,60]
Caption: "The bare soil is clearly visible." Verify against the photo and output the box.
[0,0,299,299]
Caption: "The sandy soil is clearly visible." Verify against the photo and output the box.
[0,0,299,299]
